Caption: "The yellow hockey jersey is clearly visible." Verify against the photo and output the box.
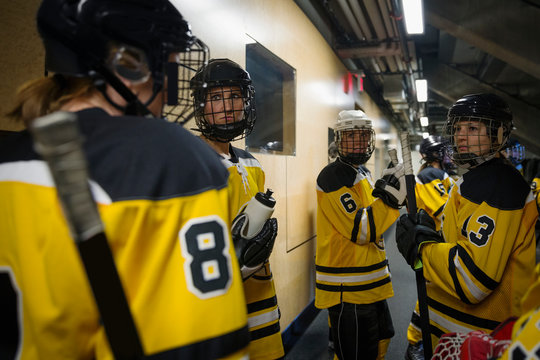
[221,145,285,360]
[0,108,249,359]
[415,166,455,231]
[420,158,538,350]
[315,158,399,309]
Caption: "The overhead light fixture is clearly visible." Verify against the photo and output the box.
[422,132,429,139]
[415,79,428,102]
[402,0,424,35]
[420,116,429,127]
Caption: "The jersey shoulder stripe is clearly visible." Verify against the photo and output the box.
[417,167,447,184]
[459,158,531,210]
[0,160,113,204]
[317,159,358,192]
[1,109,230,202]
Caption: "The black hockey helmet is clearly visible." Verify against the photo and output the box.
[419,135,447,163]
[443,93,513,168]
[190,58,255,142]
[37,0,208,118]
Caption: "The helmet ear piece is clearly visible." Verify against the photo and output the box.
[497,126,504,146]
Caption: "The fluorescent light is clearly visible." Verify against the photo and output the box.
[415,79,428,102]
[422,132,429,139]
[420,116,429,127]
[403,0,424,34]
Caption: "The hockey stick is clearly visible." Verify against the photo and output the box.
[30,112,144,360]
[400,132,433,359]
[388,148,398,167]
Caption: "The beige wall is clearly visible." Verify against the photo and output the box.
[0,0,401,331]
[0,0,44,131]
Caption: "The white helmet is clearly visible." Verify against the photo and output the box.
[334,110,375,165]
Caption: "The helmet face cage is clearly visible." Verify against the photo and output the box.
[162,39,209,124]
[442,115,511,168]
[335,126,376,165]
[190,59,256,142]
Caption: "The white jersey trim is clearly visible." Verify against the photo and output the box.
[526,191,536,204]
[358,208,369,244]
[0,160,54,187]
[454,250,488,302]
[429,308,476,334]
[316,266,390,283]
[247,308,279,329]
[0,160,112,205]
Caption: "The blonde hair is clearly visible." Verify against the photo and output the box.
[6,75,96,127]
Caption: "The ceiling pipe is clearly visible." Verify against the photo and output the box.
[377,0,398,38]
[335,0,367,41]
[347,0,372,40]
[337,42,401,58]
[364,0,389,39]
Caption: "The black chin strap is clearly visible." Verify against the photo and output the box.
[92,65,156,117]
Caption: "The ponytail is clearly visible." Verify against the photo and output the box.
[6,75,96,127]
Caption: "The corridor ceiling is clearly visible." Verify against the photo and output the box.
[294,0,540,156]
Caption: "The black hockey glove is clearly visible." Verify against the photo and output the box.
[231,216,278,281]
[372,163,406,209]
[395,209,443,269]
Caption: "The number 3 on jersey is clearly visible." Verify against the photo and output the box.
[179,216,233,299]
[468,215,495,247]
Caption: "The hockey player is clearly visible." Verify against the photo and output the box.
[415,135,455,231]
[406,136,456,360]
[190,58,284,360]
[0,1,249,358]
[395,93,538,353]
[315,109,406,360]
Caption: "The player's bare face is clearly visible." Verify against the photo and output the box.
[340,129,371,156]
[454,121,491,156]
[204,86,244,125]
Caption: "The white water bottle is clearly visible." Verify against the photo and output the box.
[241,189,276,239]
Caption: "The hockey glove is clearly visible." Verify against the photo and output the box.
[395,209,443,269]
[231,215,278,281]
[372,163,406,209]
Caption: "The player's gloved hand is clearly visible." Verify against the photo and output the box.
[231,215,278,281]
[395,209,443,269]
[372,163,406,209]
